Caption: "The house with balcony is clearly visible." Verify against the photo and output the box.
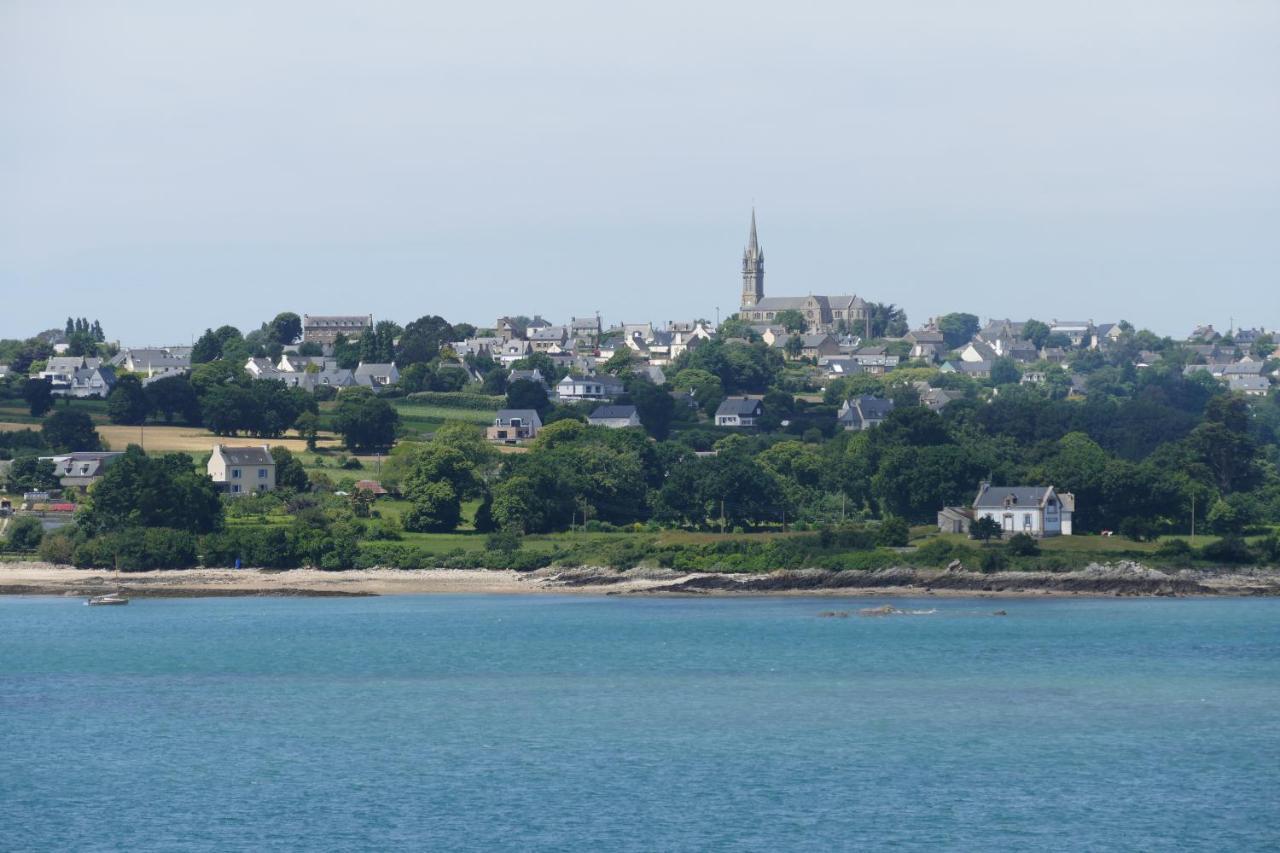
[486,410,542,444]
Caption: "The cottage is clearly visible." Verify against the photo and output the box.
[111,348,191,377]
[486,409,542,444]
[353,362,400,388]
[837,396,895,430]
[936,506,973,535]
[42,452,125,489]
[715,397,763,428]
[57,365,117,399]
[587,404,642,429]
[208,445,277,495]
[971,483,1074,537]
[1228,375,1271,396]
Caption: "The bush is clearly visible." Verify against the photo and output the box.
[912,537,957,566]
[979,548,1008,573]
[405,391,505,410]
[1199,535,1254,564]
[1005,533,1040,557]
[73,528,198,570]
[485,528,523,553]
[875,517,910,548]
[1156,538,1192,558]
[1257,535,1280,566]
[3,516,44,551]
[37,531,76,564]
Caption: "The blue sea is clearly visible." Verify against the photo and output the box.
[2,595,1279,852]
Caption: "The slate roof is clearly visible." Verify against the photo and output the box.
[588,405,639,421]
[716,397,763,417]
[215,445,275,466]
[494,409,542,427]
[973,485,1059,509]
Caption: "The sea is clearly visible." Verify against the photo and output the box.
[2,595,1278,852]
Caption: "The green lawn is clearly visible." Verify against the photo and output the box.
[0,398,110,425]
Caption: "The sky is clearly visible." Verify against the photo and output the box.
[2,0,1278,344]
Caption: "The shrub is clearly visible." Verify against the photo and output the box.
[485,528,523,554]
[875,517,910,548]
[1156,538,1192,558]
[979,548,1008,573]
[1006,533,1041,557]
[3,516,44,551]
[1199,535,1254,564]
[1256,535,1280,566]
[911,537,956,566]
[37,531,76,565]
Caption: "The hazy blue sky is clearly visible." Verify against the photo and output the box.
[3,0,1277,343]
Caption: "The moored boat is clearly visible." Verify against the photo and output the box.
[87,592,129,606]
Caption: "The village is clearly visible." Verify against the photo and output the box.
[1,215,1278,573]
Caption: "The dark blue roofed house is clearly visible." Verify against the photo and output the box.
[971,483,1074,537]
[837,396,894,431]
[715,397,763,428]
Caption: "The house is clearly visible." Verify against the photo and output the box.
[110,348,191,377]
[1049,320,1095,348]
[837,396,895,430]
[570,316,602,349]
[497,339,532,364]
[977,319,1027,351]
[958,341,998,363]
[907,329,946,362]
[0,364,10,379]
[1228,375,1271,397]
[919,387,962,412]
[937,506,973,535]
[486,409,542,444]
[507,368,549,389]
[1005,340,1040,363]
[42,452,125,489]
[354,480,389,497]
[208,445,277,495]
[783,333,842,360]
[588,405,642,429]
[302,314,373,345]
[283,368,357,392]
[970,483,1074,537]
[278,354,338,373]
[556,373,625,402]
[529,325,569,352]
[819,357,865,377]
[715,397,763,427]
[62,365,117,399]
[353,362,400,388]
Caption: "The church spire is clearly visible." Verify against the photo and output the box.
[740,208,764,309]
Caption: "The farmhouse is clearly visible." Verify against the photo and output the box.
[971,483,1074,537]
[715,397,763,428]
[208,445,277,495]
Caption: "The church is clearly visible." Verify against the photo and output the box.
[736,210,869,335]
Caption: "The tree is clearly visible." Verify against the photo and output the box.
[784,334,804,359]
[5,457,59,493]
[268,312,303,346]
[42,409,101,453]
[506,378,549,413]
[107,374,150,425]
[82,447,223,534]
[866,303,908,338]
[1006,532,1040,556]
[332,388,400,452]
[937,313,980,349]
[146,374,201,424]
[971,516,1002,541]
[191,326,244,363]
[602,348,635,376]
[22,378,54,417]
[1022,319,1051,349]
[989,357,1021,386]
[294,411,320,451]
[774,309,808,333]
[270,446,310,491]
[396,315,455,365]
[3,516,44,551]
[629,379,675,440]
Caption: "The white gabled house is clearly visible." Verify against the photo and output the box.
[971,483,1074,537]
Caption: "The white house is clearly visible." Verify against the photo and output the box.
[208,445,277,495]
[971,483,1074,537]
[556,373,625,402]
[715,397,763,427]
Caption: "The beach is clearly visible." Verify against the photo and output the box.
[3,561,1278,598]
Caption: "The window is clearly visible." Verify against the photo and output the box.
[232,468,241,479]
[1023,513,1032,530]
[231,484,241,493]
[258,468,268,479]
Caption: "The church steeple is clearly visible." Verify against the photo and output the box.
[741,208,764,309]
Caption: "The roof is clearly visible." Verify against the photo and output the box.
[495,409,542,426]
[303,315,372,327]
[354,480,389,495]
[716,396,762,416]
[973,485,1065,509]
[588,405,639,420]
[44,452,125,478]
[215,445,275,466]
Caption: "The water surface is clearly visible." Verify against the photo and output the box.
[2,595,1278,851]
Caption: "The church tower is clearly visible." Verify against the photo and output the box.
[740,209,764,308]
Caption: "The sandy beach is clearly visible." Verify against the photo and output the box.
[2,562,1278,598]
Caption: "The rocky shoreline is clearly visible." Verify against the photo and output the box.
[3,561,1278,599]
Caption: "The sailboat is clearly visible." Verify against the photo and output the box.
[87,560,130,605]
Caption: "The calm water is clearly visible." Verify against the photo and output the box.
[2,595,1278,852]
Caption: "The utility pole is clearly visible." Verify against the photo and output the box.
[1190,494,1196,544]
[720,499,726,535]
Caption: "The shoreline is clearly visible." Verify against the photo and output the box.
[2,562,1279,599]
